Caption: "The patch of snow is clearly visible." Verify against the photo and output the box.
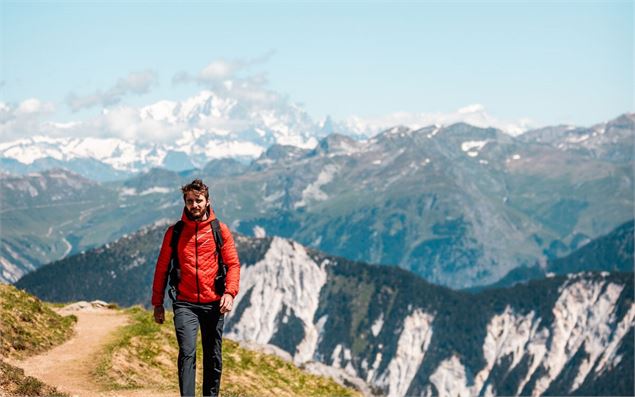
[461,140,488,152]
[426,127,440,138]
[566,134,590,143]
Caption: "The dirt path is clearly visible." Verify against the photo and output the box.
[8,303,174,397]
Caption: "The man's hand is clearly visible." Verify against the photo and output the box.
[220,294,234,314]
[153,305,165,324]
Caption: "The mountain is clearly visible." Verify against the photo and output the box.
[486,220,634,289]
[0,155,131,182]
[15,226,635,396]
[0,136,162,182]
[215,116,633,287]
[519,113,634,163]
[2,114,633,288]
[0,90,337,180]
[0,169,120,283]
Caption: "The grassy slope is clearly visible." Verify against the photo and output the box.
[0,284,76,360]
[96,306,361,397]
[0,284,75,397]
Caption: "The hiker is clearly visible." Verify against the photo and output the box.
[151,179,240,397]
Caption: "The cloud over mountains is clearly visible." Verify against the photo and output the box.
[2,57,539,145]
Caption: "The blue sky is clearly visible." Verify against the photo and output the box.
[1,0,633,139]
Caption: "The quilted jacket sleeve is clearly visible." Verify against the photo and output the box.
[151,226,174,307]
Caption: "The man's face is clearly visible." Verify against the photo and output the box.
[184,191,209,220]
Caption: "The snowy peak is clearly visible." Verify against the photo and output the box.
[0,135,165,172]
[0,88,325,176]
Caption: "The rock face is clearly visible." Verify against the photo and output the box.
[15,225,635,396]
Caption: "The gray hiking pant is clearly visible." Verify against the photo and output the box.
[172,300,224,397]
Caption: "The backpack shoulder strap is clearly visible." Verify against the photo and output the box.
[211,219,227,285]
[171,220,184,253]
[210,219,223,251]
[167,220,184,299]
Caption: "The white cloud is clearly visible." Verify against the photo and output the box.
[93,105,183,142]
[0,99,56,141]
[458,104,486,114]
[200,60,239,81]
[66,70,158,112]
[7,85,311,146]
[173,51,275,87]
[16,98,55,115]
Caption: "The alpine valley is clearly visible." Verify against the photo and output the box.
[15,220,635,396]
[1,113,633,288]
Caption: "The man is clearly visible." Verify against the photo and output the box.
[152,179,240,397]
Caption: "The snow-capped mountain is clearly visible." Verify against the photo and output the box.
[0,90,330,180]
[15,223,635,396]
[1,114,632,287]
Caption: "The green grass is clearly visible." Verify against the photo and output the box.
[0,284,77,360]
[95,306,361,397]
[0,284,76,397]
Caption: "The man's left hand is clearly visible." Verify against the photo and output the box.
[220,293,234,314]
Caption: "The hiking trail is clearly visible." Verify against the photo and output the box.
[8,302,175,397]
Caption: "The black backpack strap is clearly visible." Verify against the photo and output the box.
[168,220,184,301]
[210,219,224,250]
[211,219,228,295]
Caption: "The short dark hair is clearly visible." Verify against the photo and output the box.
[181,179,209,201]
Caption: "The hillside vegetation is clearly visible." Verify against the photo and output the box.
[0,284,359,397]
[0,284,76,359]
[96,306,360,397]
[0,284,75,396]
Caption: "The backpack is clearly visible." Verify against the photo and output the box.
[167,219,227,301]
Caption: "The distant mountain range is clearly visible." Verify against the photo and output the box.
[1,114,633,287]
[15,221,635,396]
[0,90,348,181]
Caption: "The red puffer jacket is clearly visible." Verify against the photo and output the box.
[151,207,240,306]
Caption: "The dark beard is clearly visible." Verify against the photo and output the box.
[185,206,208,221]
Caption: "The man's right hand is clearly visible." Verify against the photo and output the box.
[153,305,165,324]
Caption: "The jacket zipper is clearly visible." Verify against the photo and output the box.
[195,223,201,303]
